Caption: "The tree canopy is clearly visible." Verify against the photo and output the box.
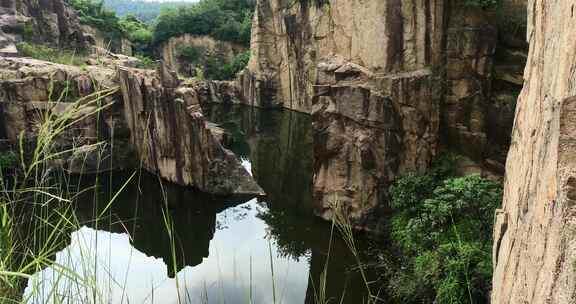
[153,0,255,46]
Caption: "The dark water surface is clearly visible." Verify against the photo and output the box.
[25,105,379,304]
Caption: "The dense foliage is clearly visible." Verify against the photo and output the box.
[66,0,126,42]
[177,46,250,80]
[118,15,153,54]
[103,0,190,23]
[65,0,153,55]
[388,156,502,303]
[153,0,254,46]
[463,0,501,8]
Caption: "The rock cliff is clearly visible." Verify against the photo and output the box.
[0,0,90,54]
[492,0,576,302]
[239,0,527,228]
[0,54,262,196]
[117,65,262,195]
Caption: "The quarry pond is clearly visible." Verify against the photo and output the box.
[23,105,381,304]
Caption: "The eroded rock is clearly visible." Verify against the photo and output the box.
[117,67,263,196]
[491,1,576,303]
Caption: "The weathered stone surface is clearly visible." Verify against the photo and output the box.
[0,57,133,173]
[193,80,243,105]
[117,67,263,196]
[241,0,447,227]
[312,60,439,229]
[491,1,576,303]
[245,0,445,113]
[443,5,497,162]
[15,0,90,48]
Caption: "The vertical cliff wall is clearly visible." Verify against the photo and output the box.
[492,1,576,303]
[117,66,263,196]
[239,0,526,228]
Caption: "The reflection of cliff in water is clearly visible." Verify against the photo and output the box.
[203,104,314,213]
[203,104,383,303]
[73,171,255,278]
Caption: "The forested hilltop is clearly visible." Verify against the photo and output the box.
[102,0,192,23]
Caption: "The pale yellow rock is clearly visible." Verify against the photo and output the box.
[492,1,576,303]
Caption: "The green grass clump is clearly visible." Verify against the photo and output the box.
[16,42,87,66]
[387,155,502,304]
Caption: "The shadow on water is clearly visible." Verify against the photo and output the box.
[71,172,256,278]
[18,104,385,303]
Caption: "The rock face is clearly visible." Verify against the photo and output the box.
[13,0,89,48]
[491,1,576,303]
[117,65,263,195]
[0,0,23,55]
[312,61,439,228]
[240,0,527,227]
[0,54,263,196]
[0,56,133,173]
[0,0,131,57]
[160,34,246,77]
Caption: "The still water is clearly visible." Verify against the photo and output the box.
[25,105,377,304]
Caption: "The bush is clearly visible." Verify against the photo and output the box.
[16,42,86,66]
[119,15,153,55]
[66,0,125,42]
[177,46,206,64]
[66,1,155,57]
[135,55,157,69]
[388,156,502,304]
[181,49,249,80]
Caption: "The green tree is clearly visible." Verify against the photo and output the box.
[388,157,502,304]
[152,0,255,46]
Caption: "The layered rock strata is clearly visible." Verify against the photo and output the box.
[20,0,89,48]
[240,0,527,227]
[312,60,439,227]
[492,1,576,303]
[117,65,263,195]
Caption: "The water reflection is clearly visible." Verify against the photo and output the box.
[25,105,377,304]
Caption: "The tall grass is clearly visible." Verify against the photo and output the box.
[0,83,125,303]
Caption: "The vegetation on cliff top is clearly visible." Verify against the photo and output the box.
[387,155,501,303]
[153,0,254,46]
[177,45,250,80]
[60,0,253,76]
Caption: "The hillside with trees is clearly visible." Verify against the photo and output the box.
[103,0,192,23]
